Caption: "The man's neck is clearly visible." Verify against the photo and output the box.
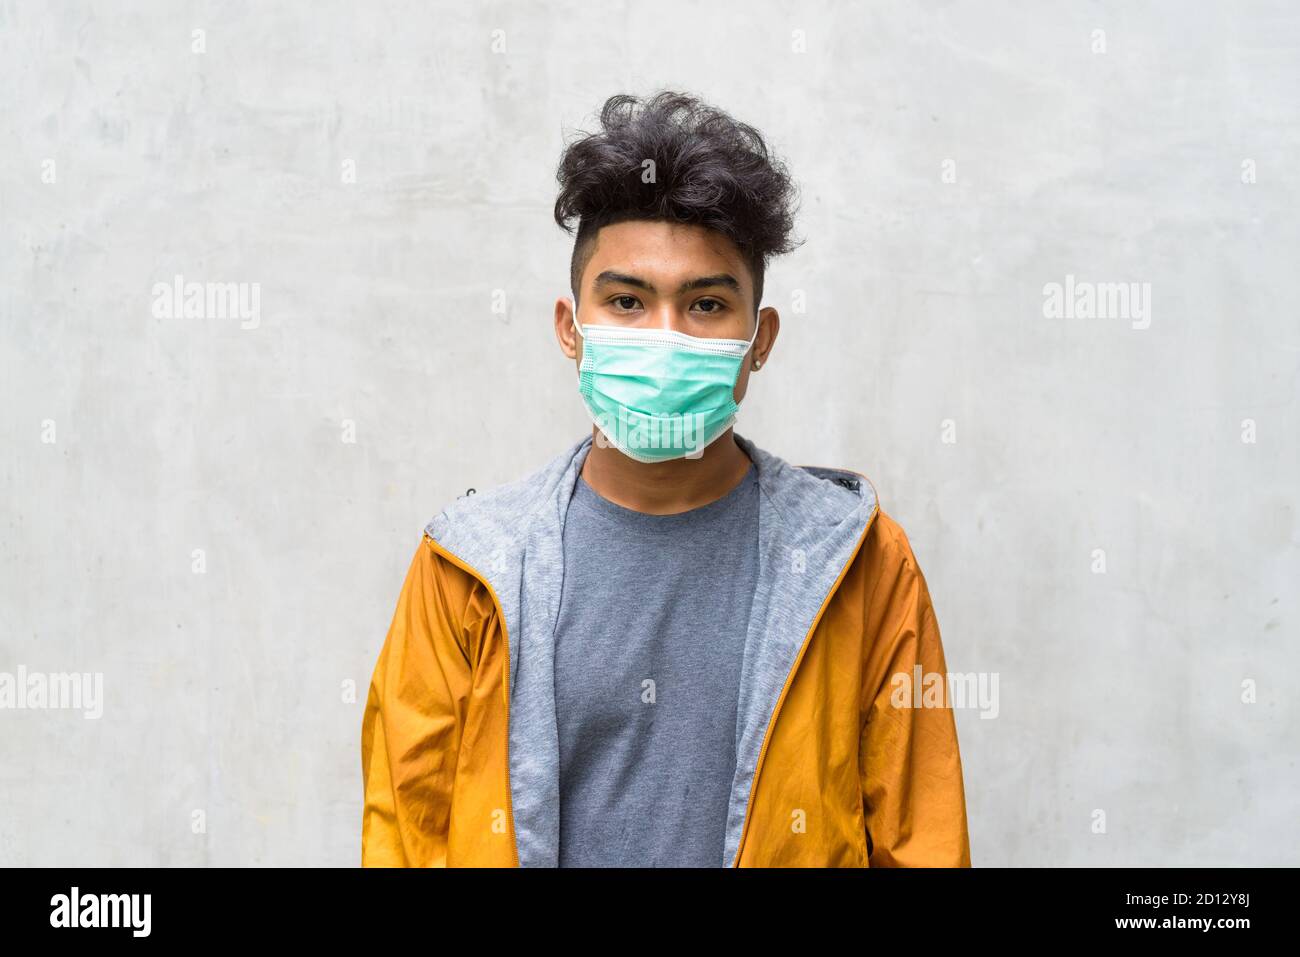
[579,428,754,515]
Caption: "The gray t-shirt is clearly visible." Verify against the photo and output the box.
[553,464,760,867]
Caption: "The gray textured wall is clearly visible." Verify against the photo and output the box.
[2,0,1297,866]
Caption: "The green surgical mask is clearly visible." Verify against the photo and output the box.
[568,296,763,463]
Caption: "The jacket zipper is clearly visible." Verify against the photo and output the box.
[730,466,880,866]
[425,536,522,868]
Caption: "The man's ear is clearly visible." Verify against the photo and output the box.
[555,297,581,360]
[752,306,780,367]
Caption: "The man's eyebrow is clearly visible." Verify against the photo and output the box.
[677,274,742,295]
[591,271,743,295]
[593,271,655,292]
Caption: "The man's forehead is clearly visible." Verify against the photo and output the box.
[582,220,752,288]
[593,218,738,253]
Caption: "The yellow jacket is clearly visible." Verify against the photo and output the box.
[362,433,971,867]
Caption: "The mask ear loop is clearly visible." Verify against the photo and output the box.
[728,306,766,423]
[568,297,585,341]
[746,306,764,351]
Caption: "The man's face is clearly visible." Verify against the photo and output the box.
[554,219,777,406]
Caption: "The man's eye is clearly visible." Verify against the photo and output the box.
[610,295,640,311]
[694,298,724,313]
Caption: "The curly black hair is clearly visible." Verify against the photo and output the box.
[554,91,801,311]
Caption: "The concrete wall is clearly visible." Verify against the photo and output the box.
[1,0,1296,865]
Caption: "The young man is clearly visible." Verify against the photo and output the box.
[361,91,971,867]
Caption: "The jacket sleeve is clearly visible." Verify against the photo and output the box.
[858,511,972,867]
[361,534,472,867]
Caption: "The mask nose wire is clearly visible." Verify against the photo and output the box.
[570,296,764,351]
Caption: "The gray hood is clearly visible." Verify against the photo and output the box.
[424,432,879,866]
